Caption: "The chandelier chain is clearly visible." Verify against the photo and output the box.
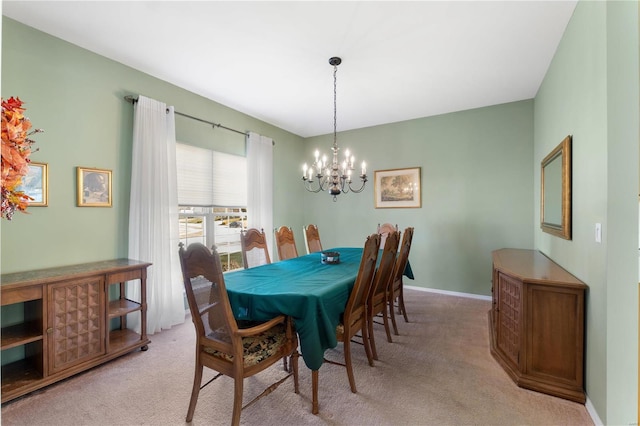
[333,64,338,148]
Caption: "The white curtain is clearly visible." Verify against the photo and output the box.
[127,95,185,335]
[246,132,274,254]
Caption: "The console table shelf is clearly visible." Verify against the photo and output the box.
[1,322,43,350]
[109,298,143,317]
[1,358,44,394]
[1,259,151,403]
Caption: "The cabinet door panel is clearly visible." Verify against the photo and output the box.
[48,276,105,374]
[526,284,584,385]
[496,272,522,368]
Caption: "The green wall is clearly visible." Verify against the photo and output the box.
[534,1,639,423]
[303,100,534,296]
[0,17,305,274]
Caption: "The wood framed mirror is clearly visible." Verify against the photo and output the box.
[541,135,572,239]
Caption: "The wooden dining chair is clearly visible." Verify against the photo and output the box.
[178,242,299,426]
[240,228,271,269]
[324,233,381,393]
[377,222,398,249]
[367,230,400,361]
[389,227,414,334]
[303,224,323,254]
[274,226,299,261]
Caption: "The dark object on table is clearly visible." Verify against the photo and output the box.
[321,251,340,264]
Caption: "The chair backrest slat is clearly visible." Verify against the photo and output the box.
[240,228,271,269]
[303,224,323,254]
[343,234,381,329]
[393,227,414,287]
[369,230,400,312]
[179,243,238,351]
[274,226,299,261]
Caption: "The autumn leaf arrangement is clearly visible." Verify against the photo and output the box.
[1,97,43,220]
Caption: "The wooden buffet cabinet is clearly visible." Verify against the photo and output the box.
[489,249,586,403]
[1,259,151,403]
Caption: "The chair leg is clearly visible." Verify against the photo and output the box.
[186,363,203,422]
[361,322,374,366]
[231,375,243,426]
[343,338,357,393]
[389,295,400,336]
[399,285,409,322]
[312,369,319,414]
[382,302,393,343]
[291,351,300,394]
[368,313,378,361]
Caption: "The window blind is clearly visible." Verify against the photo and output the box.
[176,143,247,207]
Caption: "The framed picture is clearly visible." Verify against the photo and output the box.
[374,167,421,209]
[16,162,48,206]
[77,167,112,207]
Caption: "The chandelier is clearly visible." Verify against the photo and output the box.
[302,57,367,201]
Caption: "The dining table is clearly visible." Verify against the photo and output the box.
[224,246,413,414]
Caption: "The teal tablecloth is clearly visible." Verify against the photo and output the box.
[225,247,363,370]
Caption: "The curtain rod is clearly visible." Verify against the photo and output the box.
[124,95,274,144]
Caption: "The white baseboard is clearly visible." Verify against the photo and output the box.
[585,396,603,426]
[405,285,492,301]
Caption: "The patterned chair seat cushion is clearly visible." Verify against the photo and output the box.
[335,322,345,340]
[335,318,364,340]
[204,323,289,367]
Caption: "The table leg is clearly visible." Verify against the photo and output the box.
[312,369,319,415]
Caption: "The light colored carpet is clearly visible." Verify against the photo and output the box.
[1,289,593,425]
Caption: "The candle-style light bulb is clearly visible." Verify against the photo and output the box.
[361,161,366,175]
[303,163,308,178]
[314,150,319,161]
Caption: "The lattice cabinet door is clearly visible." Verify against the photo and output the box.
[47,276,106,374]
[496,272,522,370]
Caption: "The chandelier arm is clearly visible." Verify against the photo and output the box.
[321,176,331,192]
[321,175,334,192]
[338,176,354,194]
[346,179,368,193]
[303,177,328,193]
[303,183,324,194]
[317,174,331,190]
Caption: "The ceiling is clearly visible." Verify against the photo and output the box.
[2,1,577,138]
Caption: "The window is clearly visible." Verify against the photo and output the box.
[176,143,247,271]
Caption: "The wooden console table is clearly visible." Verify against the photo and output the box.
[1,259,151,403]
[489,249,586,403]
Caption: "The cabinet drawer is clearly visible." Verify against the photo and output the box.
[107,270,142,284]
